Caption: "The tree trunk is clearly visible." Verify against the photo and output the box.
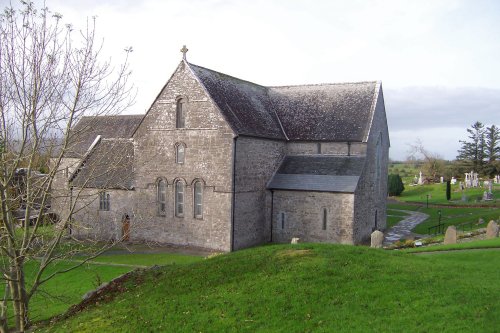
[9,260,29,332]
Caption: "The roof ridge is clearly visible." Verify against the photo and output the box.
[80,114,144,119]
[188,62,268,90]
[269,81,378,89]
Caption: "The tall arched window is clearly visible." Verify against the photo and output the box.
[157,179,166,216]
[175,180,185,217]
[176,98,185,128]
[193,181,203,218]
[175,142,186,164]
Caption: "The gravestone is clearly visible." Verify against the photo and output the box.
[291,237,300,244]
[486,221,499,239]
[444,226,457,245]
[451,177,457,185]
[440,176,444,183]
[478,218,485,225]
[370,230,384,248]
[418,171,423,185]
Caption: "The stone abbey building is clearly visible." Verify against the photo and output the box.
[51,49,390,252]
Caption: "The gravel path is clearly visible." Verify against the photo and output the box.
[383,210,429,245]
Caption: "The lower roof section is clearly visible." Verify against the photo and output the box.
[267,174,359,193]
[267,155,365,193]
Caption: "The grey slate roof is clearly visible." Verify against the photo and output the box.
[268,155,365,193]
[189,64,286,139]
[268,174,360,193]
[188,61,378,142]
[66,115,143,158]
[71,139,134,190]
[269,83,377,141]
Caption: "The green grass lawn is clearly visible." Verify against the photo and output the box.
[16,261,131,323]
[396,182,500,206]
[87,252,204,266]
[405,237,500,253]
[386,208,411,228]
[387,203,421,211]
[411,206,499,234]
[1,252,203,326]
[38,243,500,332]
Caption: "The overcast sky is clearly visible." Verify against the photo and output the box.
[15,0,500,160]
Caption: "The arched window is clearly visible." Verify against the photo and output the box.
[193,181,203,218]
[157,179,167,216]
[176,98,185,128]
[175,142,186,164]
[175,180,185,217]
[322,208,327,230]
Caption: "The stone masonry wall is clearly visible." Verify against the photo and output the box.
[233,136,285,250]
[353,85,390,243]
[131,61,235,252]
[272,190,355,244]
[287,142,366,156]
[71,188,134,240]
[50,157,81,222]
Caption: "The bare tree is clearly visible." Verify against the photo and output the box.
[0,2,134,331]
[407,139,445,183]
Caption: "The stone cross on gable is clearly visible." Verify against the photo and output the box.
[180,45,188,60]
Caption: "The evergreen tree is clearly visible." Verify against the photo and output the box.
[485,125,500,162]
[446,180,451,201]
[388,174,405,196]
[456,121,485,171]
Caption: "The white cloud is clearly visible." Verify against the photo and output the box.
[9,0,500,159]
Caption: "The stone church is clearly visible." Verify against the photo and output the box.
[51,48,390,252]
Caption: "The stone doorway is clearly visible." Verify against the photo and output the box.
[122,214,130,241]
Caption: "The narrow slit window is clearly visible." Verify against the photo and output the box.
[157,179,167,216]
[194,181,203,218]
[322,208,327,230]
[175,181,184,217]
[281,212,285,229]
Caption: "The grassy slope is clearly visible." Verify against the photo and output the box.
[41,244,500,333]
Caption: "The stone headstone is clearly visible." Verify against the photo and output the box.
[478,218,485,225]
[451,177,457,185]
[440,176,444,183]
[483,191,493,201]
[418,171,423,185]
[444,226,457,245]
[486,221,499,239]
[291,237,300,244]
[370,230,384,248]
